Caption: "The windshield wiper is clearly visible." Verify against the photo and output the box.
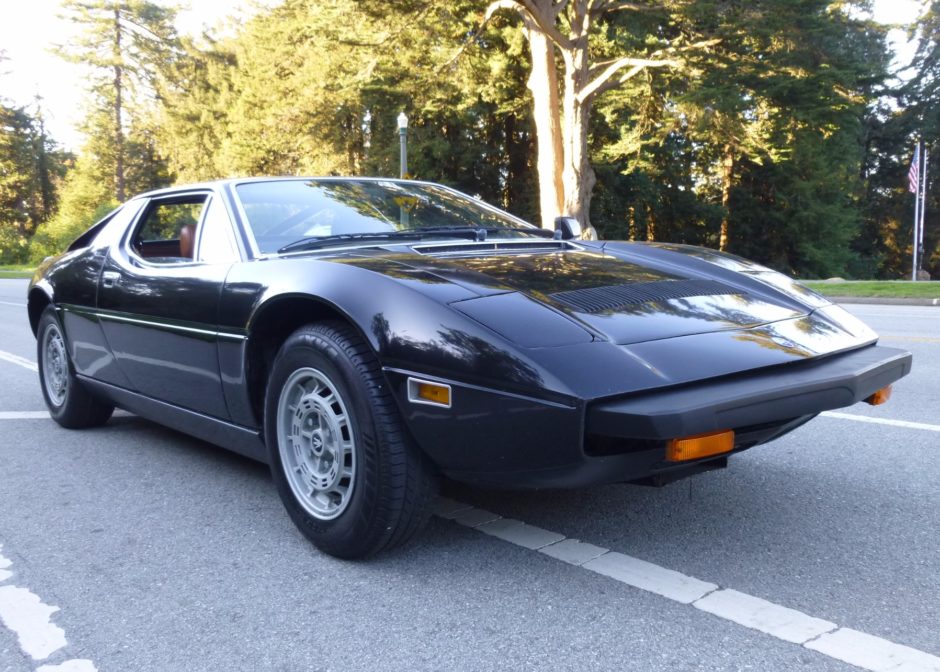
[405,226,554,240]
[277,225,552,254]
[278,228,479,253]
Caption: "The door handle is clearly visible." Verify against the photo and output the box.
[101,271,121,288]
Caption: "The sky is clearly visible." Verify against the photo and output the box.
[0,0,927,152]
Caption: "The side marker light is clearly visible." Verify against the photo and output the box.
[865,385,892,406]
[407,378,452,408]
[666,430,734,462]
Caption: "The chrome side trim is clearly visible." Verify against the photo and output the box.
[61,305,248,341]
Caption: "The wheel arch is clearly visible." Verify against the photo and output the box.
[27,284,54,337]
[243,293,378,426]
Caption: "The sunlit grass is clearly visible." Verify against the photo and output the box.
[0,265,35,278]
[803,280,940,298]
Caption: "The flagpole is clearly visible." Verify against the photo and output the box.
[919,143,928,280]
[912,139,922,281]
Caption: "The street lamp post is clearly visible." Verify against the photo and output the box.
[397,112,408,179]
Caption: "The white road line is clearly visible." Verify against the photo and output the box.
[0,586,66,659]
[436,497,940,672]
[694,588,837,644]
[821,411,940,433]
[0,551,10,583]
[0,349,38,372]
[476,518,565,550]
[807,628,940,672]
[0,411,132,421]
[584,551,717,604]
[0,545,98,670]
[0,300,25,307]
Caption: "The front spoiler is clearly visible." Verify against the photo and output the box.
[588,344,912,440]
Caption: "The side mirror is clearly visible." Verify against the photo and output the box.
[554,216,598,241]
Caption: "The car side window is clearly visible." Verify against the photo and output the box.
[196,198,240,264]
[131,196,208,263]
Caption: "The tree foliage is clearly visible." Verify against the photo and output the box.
[3,0,938,278]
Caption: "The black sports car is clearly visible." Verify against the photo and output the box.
[27,177,912,558]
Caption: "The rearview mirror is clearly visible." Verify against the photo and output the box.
[554,216,598,241]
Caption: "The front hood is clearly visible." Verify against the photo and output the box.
[338,243,807,346]
[270,242,876,400]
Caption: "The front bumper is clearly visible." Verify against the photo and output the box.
[588,344,912,440]
[437,344,911,489]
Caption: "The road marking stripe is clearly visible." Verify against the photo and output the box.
[0,546,98,669]
[0,350,38,372]
[821,411,940,433]
[0,552,10,583]
[539,538,608,565]
[695,588,837,644]
[476,518,566,550]
[452,507,502,528]
[0,586,66,659]
[806,628,940,672]
[584,551,717,604]
[0,300,25,307]
[435,497,940,672]
[0,412,50,420]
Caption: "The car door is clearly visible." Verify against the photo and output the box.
[96,190,241,419]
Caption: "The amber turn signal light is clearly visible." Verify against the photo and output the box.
[417,383,450,405]
[666,430,735,462]
[406,377,452,408]
[864,385,892,406]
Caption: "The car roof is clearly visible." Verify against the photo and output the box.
[130,176,442,200]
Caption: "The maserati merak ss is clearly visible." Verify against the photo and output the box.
[27,177,912,557]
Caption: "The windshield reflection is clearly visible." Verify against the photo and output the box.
[235,179,541,253]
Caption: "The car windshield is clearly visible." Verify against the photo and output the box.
[235,179,544,253]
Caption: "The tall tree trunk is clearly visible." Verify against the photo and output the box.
[524,27,563,229]
[719,144,734,251]
[33,101,53,226]
[113,7,125,201]
[560,37,596,229]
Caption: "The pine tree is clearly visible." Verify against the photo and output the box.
[57,0,178,201]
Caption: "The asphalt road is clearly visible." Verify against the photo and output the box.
[0,278,937,672]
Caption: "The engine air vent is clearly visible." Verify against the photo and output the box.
[550,279,740,313]
[412,240,571,256]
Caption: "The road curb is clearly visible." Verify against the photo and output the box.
[827,296,940,306]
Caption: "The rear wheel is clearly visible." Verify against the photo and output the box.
[37,307,114,428]
[264,321,437,559]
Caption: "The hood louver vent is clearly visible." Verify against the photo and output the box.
[412,240,571,256]
[550,279,741,313]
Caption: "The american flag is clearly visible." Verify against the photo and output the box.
[909,144,920,194]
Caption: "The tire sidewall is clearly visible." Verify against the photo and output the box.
[37,308,71,421]
[264,328,382,556]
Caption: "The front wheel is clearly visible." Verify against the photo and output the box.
[264,322,437,559]
[37,306,114,428]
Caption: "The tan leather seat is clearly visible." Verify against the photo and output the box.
[179,224,196,259]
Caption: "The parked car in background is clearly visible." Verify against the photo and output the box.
[27,177,911,558]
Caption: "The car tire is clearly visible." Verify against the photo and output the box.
[264,321,437,559]
[37,306,114,429]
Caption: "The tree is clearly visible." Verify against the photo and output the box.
[477,0,715,229]
[0,99,69,263]
[156,0,540,219]
[57,0,178,201]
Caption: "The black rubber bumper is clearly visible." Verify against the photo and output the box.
[587,345,912,440]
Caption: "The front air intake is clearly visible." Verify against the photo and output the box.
[411,240,572,256]
[550,279,740,313]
